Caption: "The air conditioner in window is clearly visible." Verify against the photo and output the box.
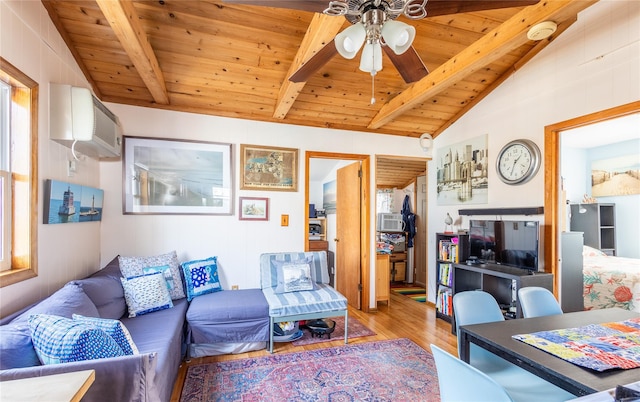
[49,83,123,159]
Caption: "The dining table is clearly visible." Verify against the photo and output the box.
[458,308,640,396]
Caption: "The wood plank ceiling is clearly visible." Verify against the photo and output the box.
[41,0,597,141]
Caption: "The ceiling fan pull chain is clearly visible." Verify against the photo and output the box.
[371,74,376,105]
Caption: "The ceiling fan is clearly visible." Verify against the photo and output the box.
[225,0,540,84]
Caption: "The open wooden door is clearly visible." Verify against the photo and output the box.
[336,161,361,309]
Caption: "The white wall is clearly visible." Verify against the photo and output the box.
[0,0,100,316]
[99,105,425,299]
[427,0,640,302]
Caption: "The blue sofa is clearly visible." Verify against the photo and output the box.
[0,257,187,402]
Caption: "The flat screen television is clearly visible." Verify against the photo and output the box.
[469,220,539,271]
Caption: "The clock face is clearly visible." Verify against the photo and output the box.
[496,140,540,185]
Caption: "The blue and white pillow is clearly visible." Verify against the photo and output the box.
[119,251,185,300]
[28,314,124,365]
[143,265,176,292]
[72,314,138,355]
[120,272,173,318]
[181,257,223,301]
[274,258,317,293]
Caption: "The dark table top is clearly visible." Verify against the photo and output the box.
[459,308,640,396]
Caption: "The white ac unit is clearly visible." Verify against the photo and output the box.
[49,83,123,159]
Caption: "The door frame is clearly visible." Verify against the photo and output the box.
[543,100,640,295]
[305,151,371,312]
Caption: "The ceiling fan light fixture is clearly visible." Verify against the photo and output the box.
[359,42,383,75]
[335,23,366,59]
[381,20,416,55]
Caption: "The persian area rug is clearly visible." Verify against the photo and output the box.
[180,338,440,402]
[391,286,426,303]
[513,317,640,372]
[292,316,375,346]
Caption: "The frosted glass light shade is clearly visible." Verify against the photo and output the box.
[359,42,383,74]
[381,20,416,55]
[335,24,366,59]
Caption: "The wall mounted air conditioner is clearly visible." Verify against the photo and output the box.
[49,83,123,159]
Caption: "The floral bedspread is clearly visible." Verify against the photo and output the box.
[583,252,640,312]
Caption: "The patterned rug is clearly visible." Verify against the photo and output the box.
[391,286,426,303]
[180,338,440,401]
[292,316,375,346]
[513,317,640,372]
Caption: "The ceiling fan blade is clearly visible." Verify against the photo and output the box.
[424,0,540,17]
[221,0,328,13]
[383,46,428,83]
[288,39,338,83]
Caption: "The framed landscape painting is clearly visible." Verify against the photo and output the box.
[44,179,104,224]
[122,136,234,215]
[238,197,269,221]
[240,144,298,191]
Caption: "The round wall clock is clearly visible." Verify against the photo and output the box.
[496,139,541,185]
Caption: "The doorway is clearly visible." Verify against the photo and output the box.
[543,100,640,293]
[305,151,371,312]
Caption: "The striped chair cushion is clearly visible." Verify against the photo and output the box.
[260,252,330,289]
[262,283,347,317]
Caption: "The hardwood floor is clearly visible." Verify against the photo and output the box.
[170,291,459,401]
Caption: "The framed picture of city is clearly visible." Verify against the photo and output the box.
[436,134,488,205]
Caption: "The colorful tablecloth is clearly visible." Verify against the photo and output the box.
[513,318,640,372]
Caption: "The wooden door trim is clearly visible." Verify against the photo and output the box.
[544,100,640,296]
[305,151,372,312]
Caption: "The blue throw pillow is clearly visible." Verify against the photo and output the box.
[0,323,41,369]
[72,314,138,355]
[274,258,317,293]
[120,272,173,318]
[10,283,99,324]
[119,251,185,300]
[28,314,125,365]
[181,257,223,301]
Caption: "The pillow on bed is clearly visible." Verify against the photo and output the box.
[181,257,223,301]
[274,258,317,293]
[583,245,607,257]
[119,251,185,300]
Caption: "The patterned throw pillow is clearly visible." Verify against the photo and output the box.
[72,314,138,355]
[118,251,185,300]
[28,314,125,365]
[120,273,174,318]
[274,258,317,293]
[181,257,223,301]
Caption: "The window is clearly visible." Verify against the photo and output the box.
[376,189,394,213]
[0,57,38,286]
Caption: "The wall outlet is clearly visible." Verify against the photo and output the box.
[231,285,239,290]
[67,160,76,177]
[281,214,289,226]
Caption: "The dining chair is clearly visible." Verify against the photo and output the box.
[518,287,563,318]
[452,290,575,401]
[431,344,514,402]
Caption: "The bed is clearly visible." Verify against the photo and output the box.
[583,246,640,312]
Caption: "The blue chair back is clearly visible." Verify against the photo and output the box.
[453,290,504,356]
[518,287,563,318]
[431,344,514,402]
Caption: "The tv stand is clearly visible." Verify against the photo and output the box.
[451,263,553,334]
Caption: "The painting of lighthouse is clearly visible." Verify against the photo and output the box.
[44,180,104,224]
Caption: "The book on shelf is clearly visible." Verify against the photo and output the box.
[436,286,452,316]
[438,263,452,287]
[438,240,459,263]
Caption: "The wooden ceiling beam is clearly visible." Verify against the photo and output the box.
[368,0,598,129]
[273,14,344,119]
[433,15,579,138]
[95,0,169,105]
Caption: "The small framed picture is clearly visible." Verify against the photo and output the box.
[238,197,269,221]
